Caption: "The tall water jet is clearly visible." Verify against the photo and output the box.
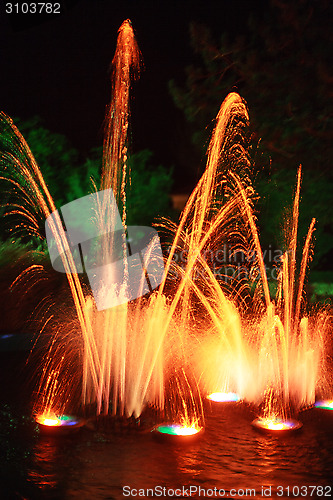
[81,19,143,417]
[151,93,256,426]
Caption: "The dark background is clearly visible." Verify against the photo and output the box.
[0,0,264,186]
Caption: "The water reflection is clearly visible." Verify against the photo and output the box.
[28,433,88,498]
[254,435,282,474]
[14,406,333,499]
[176,447,203,477]
[30,438,61,490]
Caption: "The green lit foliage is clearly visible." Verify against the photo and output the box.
[0,116,173,243]
[65,146,101,202]
[127,149,174,226]
[17,116,80,207]
[65,147,174,226]
[63,146,174,226]
[257,168,333,269]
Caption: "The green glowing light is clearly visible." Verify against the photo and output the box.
[314,400,333,410]
[154,424,201,436]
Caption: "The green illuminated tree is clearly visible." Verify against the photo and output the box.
[1,117,174,233]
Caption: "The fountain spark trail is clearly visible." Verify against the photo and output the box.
[289,166,302,330]
[294,218,316,331]
[101,19,141,198]
[0,114,101,415]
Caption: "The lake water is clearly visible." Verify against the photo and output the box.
[1,348,333,499]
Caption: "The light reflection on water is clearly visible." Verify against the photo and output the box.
[29,439,59,489]
[2,404,333,499]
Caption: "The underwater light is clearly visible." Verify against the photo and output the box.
[152,423,204,442]
[36,414,85,434]
[314,400,333,410]
[252,417,303,434]
[207,392,240,402]
[38,416,61,427]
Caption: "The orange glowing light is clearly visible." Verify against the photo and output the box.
[175,424,201,436]
[35,414,84,434]
[264,420,285,431]
[36,415,61,427]
[252,417,303,433]
[207,392,240,402]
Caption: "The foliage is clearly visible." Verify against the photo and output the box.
[169,0,333,269]
[1,117,174,235]
[17,116,80,207]
[0,239,46,270]
[256,168,333,269]
[170,0,333,172]
[126,150,174,226]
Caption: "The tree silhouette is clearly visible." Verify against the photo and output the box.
[169,0,333,269]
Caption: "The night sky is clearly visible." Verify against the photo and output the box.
[0,0,265,189]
